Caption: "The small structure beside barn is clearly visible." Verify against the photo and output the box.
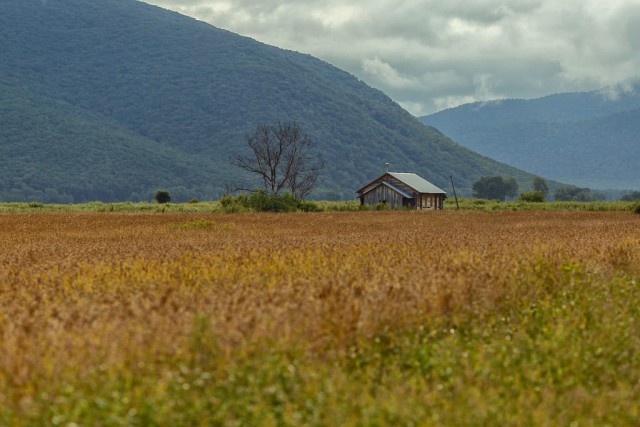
[356,172,447,210]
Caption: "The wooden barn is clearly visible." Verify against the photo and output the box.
[356,172,447,210]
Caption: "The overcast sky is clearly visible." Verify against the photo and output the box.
[144,0,640,116]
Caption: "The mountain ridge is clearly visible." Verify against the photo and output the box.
[1,0,546,202]
[421,87,640,190]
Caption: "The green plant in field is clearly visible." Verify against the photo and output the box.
[298,200,322,212]
[218,191,321,213]
[3,199,640,214]
[219,193,250,213]
[519,190,546,202]
[633,202,640,214]
[247,190,298,212]
[375,201,391,210]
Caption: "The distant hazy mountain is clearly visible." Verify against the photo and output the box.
[1,0,543,202]
[421,88,640,190]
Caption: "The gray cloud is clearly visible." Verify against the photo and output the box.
[146,0,640,115]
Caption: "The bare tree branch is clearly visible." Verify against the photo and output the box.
[233,122,323,198]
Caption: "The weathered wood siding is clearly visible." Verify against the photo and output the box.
[416,194,445,210]
[361,184,405,207]
[384,176,412,194]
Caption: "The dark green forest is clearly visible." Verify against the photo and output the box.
[1,0,542,202]
[421,89,640,191]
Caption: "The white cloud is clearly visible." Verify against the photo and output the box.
[361,57,418,89]
[143,0,640,115]
[311,4,360,28]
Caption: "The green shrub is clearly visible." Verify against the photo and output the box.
[154,190,171,204]
[519,191,546,202]
[29,201,44,208]
[188,198,199,204]
[248,190,299,212]
[219,194,234,208]
[298,201,322,212]
[219,194,250,213]
[633,202,640,214]
[219,191,320,213]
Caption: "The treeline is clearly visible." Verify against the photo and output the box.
[471,175,635,202]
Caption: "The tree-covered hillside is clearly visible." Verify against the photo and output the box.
[1,0,542,202]
[421,88,640,190]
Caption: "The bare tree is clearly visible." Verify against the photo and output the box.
[233,122,322,199]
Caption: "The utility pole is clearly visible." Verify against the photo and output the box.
[450,175,460,210]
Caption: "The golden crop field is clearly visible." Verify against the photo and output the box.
[1,210,639,426]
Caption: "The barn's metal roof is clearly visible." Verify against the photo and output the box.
[388,172,447,194]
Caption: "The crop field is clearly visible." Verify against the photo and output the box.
[1,210,639,426]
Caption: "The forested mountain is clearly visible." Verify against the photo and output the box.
[1,0,542,202]
[421,88,640,190]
